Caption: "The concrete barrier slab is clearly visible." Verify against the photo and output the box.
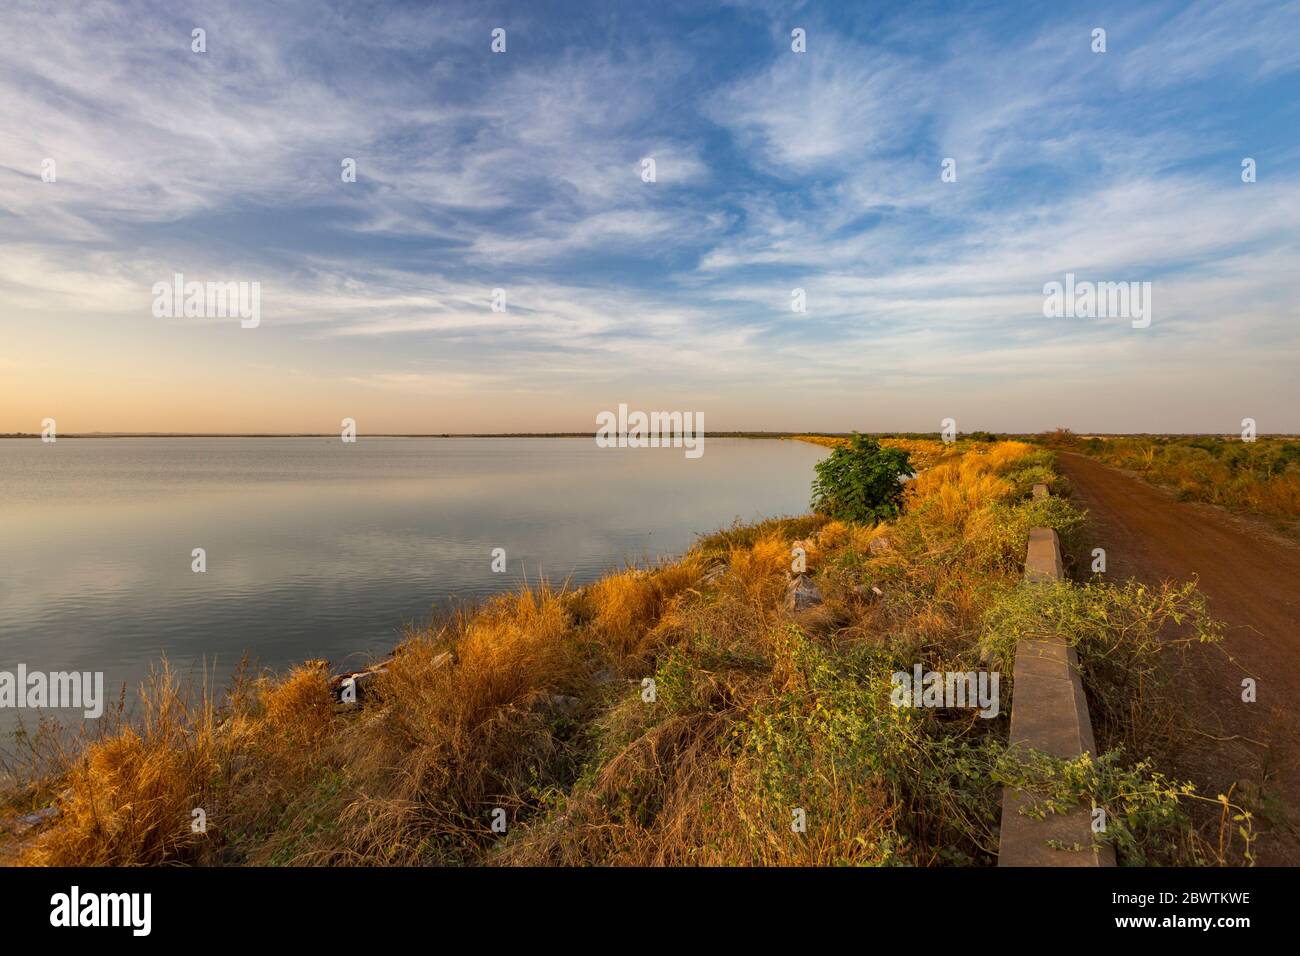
[999,515,1114,867]
[1024,527,1063,582]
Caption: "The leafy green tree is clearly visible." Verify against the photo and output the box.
[810,433,913,523]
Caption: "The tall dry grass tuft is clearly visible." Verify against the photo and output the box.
[20,660,336,866]
[446,583,580,716]
[583,556,706,669]
[727,535,790,599]
[20,663,214,866]
[983,440,1033,471]
[907,458,1014,536]
[296,583,587,865]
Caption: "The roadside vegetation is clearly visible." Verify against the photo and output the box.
[0,438,1251,866]
[1042,429,1300,528]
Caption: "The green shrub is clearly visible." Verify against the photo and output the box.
[992,748,1248,866]
[810,433,913,524]
[1001,448,1055,474]
[1006,465,1056,497]
[967,497,1086,571]
[980,579,1222,754]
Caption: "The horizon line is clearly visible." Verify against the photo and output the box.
[3,431,1296,439]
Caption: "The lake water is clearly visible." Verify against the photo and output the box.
[0,437,825,733]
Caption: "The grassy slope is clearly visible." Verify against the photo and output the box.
[0,440,1249,866]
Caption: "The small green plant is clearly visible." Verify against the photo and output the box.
[981,578,1222,758]
[810,433,913,524]
[993,747,1252,866]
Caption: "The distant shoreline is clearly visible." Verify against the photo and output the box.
[3,431,1298,439]
[1,431,846,439]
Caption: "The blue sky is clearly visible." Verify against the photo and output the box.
[2,0,1298,432]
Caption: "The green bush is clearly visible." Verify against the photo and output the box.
[1006,465,1056,498]
[967,497,1086,572]
[810,433,912,523]
[980,578,1222,754]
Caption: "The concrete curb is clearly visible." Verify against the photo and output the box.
[997,491,1116,867]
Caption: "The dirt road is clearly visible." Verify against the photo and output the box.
[1058,452,1300,864]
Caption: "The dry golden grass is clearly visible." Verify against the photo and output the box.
[908,462,1014,531]
[728,534,790,595]
[265,584,587,865]
[18,661,335,866]
[581,555,707,669]
[792,434,955,473]
[790,434,848,449]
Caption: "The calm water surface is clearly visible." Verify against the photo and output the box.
[0,437,824,731]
